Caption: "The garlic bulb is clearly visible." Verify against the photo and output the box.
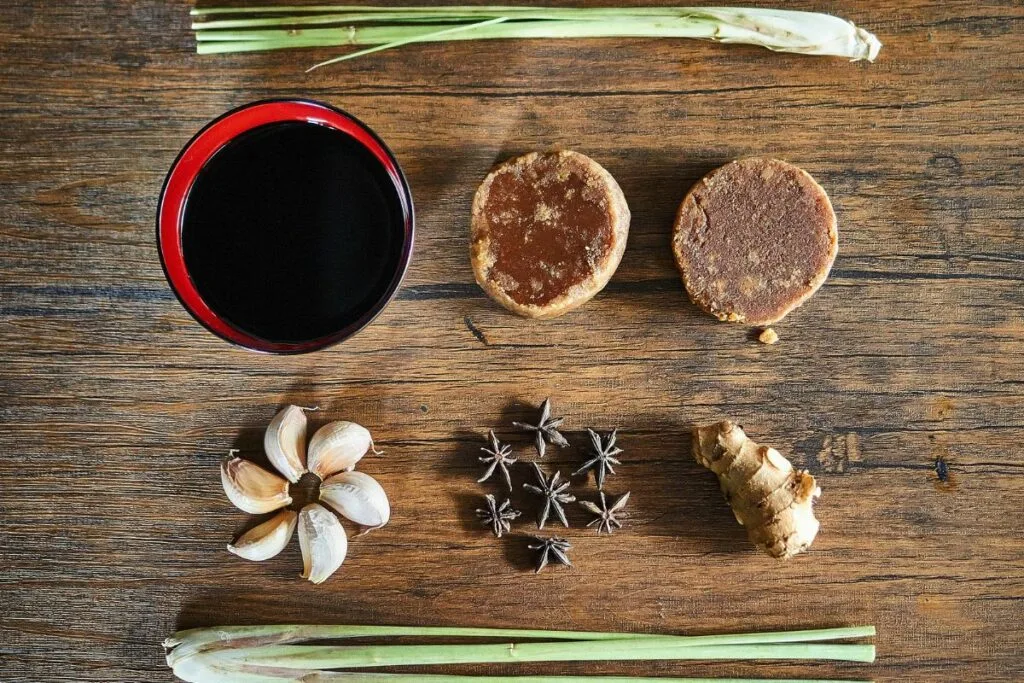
[320,471,391,530]
[264,405,315,484]
[298,503,348,584]
[307,421,378,479]
[221,453,292,514]
[227,509,297,561]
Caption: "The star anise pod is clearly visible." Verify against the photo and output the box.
[579,491,630,535]
[527,536,572,573]
[477,430,517,490]
[573,428,623,490]
[513,398,569,458]
[476,494,521,538]
[523,462,576,529]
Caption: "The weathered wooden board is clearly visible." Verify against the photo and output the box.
[1,1,1022,681]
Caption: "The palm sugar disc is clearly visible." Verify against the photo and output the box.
[470,150,630,319]
[672,157,838,326]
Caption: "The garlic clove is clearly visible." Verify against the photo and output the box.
[264,405,315,483]
[307,421,378,478]
[297,503,348,584]
[221,453,292,515]
[320,470,391,531]
[227,509,298,561]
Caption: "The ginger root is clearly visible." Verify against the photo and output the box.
[694,421,820,559]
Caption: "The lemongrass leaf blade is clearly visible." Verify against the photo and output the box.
[192,9,646,30]
[189,6,684,17]
[195,28,361,41]
[193,13,499,30]
[197,40,348,54]
[306,16,509,71]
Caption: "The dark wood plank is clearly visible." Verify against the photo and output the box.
[1,1,1023,681]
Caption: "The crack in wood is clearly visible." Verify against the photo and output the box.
[464,316,489,346]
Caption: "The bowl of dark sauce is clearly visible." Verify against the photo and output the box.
[158,99,414,354]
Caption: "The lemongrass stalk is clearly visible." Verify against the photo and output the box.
[166,625,875,683]
[192,10,881,62]
[171,649,872,683]
[217,641,876,669]
[165,624,876,657]
[174,663,871,683]
[166,624,875,669]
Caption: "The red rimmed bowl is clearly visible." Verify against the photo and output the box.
[157,99,414,354]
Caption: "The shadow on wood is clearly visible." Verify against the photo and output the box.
[503,533,546,573]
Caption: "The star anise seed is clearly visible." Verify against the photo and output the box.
[513,398,569,458]
[477,430,517,490]
[527,536,572,573]
[579,490,630,535]
[476,494,521,538]
[523,462,576,529]
[573,428,623,490]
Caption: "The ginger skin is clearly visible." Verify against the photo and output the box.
[694,421,820,559]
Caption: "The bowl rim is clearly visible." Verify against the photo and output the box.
[156,98,415,355]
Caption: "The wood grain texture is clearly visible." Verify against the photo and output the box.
[1,1,1022,681]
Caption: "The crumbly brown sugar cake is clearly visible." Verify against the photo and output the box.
[672,158,838,326]
[470,151,630,319]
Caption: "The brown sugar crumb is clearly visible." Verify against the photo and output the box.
[672,158,838,326]
[470,151,630,319]
[758,327,780,345]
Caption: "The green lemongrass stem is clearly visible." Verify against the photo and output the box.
[198,40,342,53]
[198,21,730,42]
[166,625,876,671]
[217,641,877,669]
[189,5,713,17]
[307,16,509,71]
[193,10,881,62]
[177,667,871,683]
[195,14,491,30]
[170,648,873,683]
[192,10,646,30]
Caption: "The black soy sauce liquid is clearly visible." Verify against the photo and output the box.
[182,121,404,344]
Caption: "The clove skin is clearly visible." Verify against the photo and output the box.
[320,470,391,531]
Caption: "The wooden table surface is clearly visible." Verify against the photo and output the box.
[2,1,1023,681]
